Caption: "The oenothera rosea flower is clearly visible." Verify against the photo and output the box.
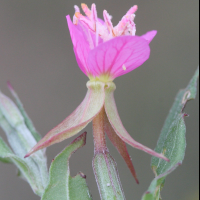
[25,4,169,183]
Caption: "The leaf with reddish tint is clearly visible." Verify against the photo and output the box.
[42,132,92,200]
[104,82,169,162]
[103,110,139,184]
[25,81,105,157]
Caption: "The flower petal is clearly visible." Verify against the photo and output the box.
[25,81,105,157]
[103,110,139,184]
[104,82,170,162]
[141,30,157,44]
[87,35,150,79]
[66,15,90,75]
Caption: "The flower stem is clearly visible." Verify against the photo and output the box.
[92,107,125,200]
[92,107,108,154]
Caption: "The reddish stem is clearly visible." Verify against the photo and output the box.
[93,107,108,154]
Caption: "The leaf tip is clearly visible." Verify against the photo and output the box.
[159,153,170,162]
[79,171,87,179]
[7,81,12,90]
[24,153,30,158]
[166,158,170,162]
[71,131,87,146]
[177,162,182,166]
[183,113,189,117]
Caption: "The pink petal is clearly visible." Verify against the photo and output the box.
[66,15,90,75]
[87,36,150,79]
[104,82,170,162]
[141,30,157,44]
[104,110,139,184]
[25,81,105,157]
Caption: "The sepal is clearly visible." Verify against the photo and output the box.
[25,81,105,157]
[103,110,139,184]
[104,82,169,162]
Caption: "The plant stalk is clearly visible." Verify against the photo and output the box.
[92,107,108,154]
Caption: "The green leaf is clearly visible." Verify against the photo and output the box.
[0,136,13,163]
[149,67,199,199]
[41,132,92,200]
[142,163,180,200]
[0,93,49,195]
[0,135,44,195]
[93,151,125,200]
[7,82,42,142]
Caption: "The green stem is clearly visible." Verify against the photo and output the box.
[92,107,125,200]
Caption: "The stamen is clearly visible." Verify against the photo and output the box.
[91,4,98,20]
[75,12,94,31]
[103,10,114,35]
[91,4,98,29]
[87,28,95,49]
[91,4,99,46]
[78,21,95,49]
[95,21,99,47]
[114,7,136,37]
[126,5,138,15]
[74,5,80,13]
[75,12,83,19]
[81,3,91,18]
[73,5,80,24]
[115,17,128,35]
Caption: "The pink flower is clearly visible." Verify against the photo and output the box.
[25,4,168,184]
[67,3,157,82]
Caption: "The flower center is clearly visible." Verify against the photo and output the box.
[73,3,137,43]
[88,73,114,83]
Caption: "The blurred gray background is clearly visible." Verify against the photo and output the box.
[0,0,199,200]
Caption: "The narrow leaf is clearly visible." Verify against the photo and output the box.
[104,82,169,161]
[0,135,43,196]
[0,94,49,195]
[142,163,181,200]
[7,81,41,142]
[151,67,199,176]
[103,110,139,184]
[93,151,125,200]
[26,81,105,157]
[41,132,92,200]
[148,67,199,199]
[0,136,13,163]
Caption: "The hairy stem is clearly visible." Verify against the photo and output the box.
[92,107,108,154]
